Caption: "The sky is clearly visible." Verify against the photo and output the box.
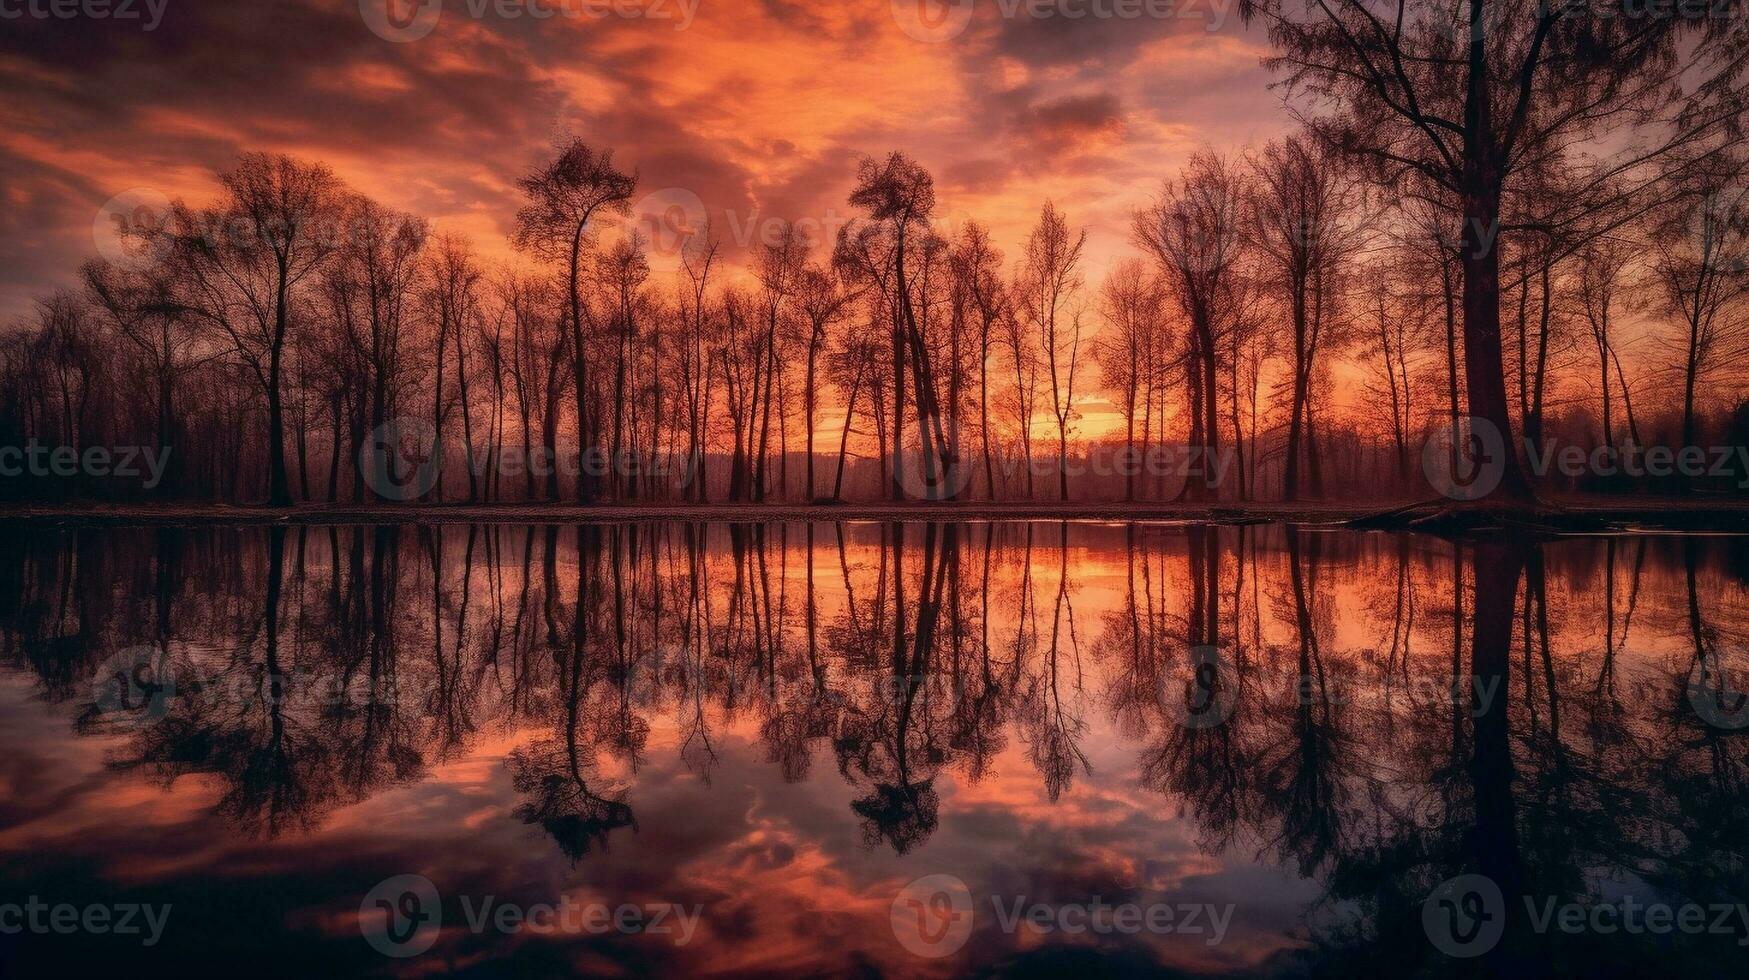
[0,0,1291,324]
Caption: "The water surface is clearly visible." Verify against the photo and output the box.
[1,521,1746,977]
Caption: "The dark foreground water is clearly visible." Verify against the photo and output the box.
[0,521,1746,978]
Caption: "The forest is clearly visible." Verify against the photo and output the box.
[2,3,1747,507]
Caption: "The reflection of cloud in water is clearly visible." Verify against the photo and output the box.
[0,524,1747,974]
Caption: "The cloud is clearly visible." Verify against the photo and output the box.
[1011,91,1126,157]
[0,0,1282,321]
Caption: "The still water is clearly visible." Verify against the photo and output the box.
[0,521,1745,977]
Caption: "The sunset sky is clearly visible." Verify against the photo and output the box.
[0,0,1288,325]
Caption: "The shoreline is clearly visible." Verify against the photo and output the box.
[4,496,1749,531]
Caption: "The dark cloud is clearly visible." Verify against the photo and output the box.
[986,0,1210,69]
[1014,91,1123,141]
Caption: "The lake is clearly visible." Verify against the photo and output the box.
[1,521,1746,977]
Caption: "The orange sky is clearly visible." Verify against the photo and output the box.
[0,0,1289,326]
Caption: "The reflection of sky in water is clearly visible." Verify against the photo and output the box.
[0,523,1746,976]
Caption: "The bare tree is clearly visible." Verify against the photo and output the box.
[1652,168,1749,446]
[1361,270,1423,483]
[1573,235,1638,452]
[426,233,484,501]
[1240,0,1749,504]
[1136,151,1246,501]
[600,234,651,498]
[794,262,854,502]
[1095,260,1166,501]
[1247,134,1352,499]
[677,233,720,502]
[845,152,956,500]
[1015,203,1088,502]
[950,222,1007,499]
[513,140,637,502]
[166,153,341,505]
[754,223,807,501]
[83,259,210,495]
[327,195,429,502]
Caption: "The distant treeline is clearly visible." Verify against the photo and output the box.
[6,12,1749,507]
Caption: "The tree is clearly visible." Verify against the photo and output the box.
[1136,151,1246,501]
[845,152,956,501]
[500,271,565,501]
[1247,134,1352,499]
[1653,167,1749,447]
[676,232,720,502]
[754,223,807,501]
[998,287,1041,499]
[949,222,1007,500]
[833,219,899,495]
[1014,203,1088,502]
[1240,0,1749,504]
[426,233,484,502]
[326,195,429,502]
[1573,235,1638,452]
[794,263,854,502]
[824,303,883,502]
[600,234,651,498]
[83,258,210,495]
[718,287,760,502]
[513,140,637,502]
[166,153,341,505]
[1361,270,1423,483]
[1096,260,1166,501]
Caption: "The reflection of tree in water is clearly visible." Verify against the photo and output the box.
[1135,523,1254,853]
[1016,522,1090,802]
[508,525,639,861]
[507,739,636,863]
[761,524,840,783]
[946,522,1017,785]
[1112,528,1749,976]
[112,527,344,837]
[7,521,1749,970]
[835,523,955,853]
[1254,527,1349,877]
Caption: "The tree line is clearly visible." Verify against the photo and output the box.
[3,3,1747,506]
